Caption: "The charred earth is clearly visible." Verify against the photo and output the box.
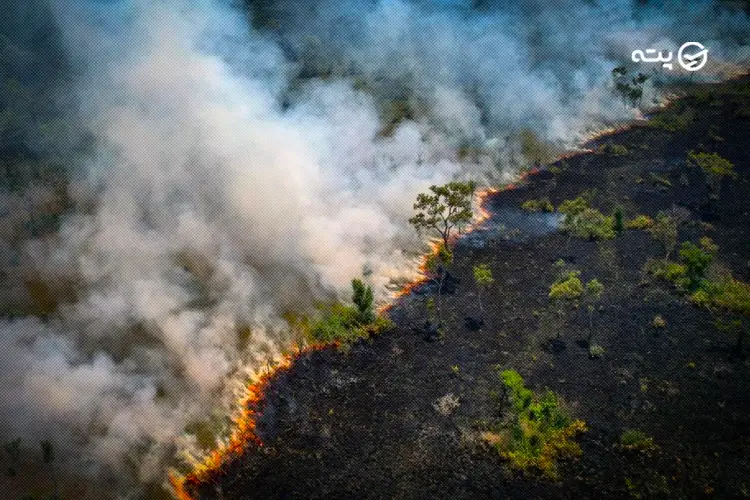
[188,78,750,499]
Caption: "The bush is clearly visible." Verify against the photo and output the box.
[678,242,713,290]
[648,108,694,132]
[549,271,584,301]
[521,197,554,213]
[570,208,616,240]
[620,429,658,453]
[605,144,629,156]
[687,150,736,197]
[494,370,587,478]
[652,315,666,329]
[613,207,624,233]
[693,278,750,316]
[648,212,679,261]
[558,197,615,240]
[687,151,735,179]
[351,278,375,323]
[625,214,654,230]
[588,344,605,359]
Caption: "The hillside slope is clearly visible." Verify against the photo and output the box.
[189,78,750,500]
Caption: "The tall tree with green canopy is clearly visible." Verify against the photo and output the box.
[409,181,477,248]
[410,181,476,326]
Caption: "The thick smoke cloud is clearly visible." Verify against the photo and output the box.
[0,0,748,497]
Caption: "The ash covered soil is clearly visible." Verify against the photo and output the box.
[190,79,750,499]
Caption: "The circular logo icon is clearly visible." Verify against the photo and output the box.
[678,42,708,72]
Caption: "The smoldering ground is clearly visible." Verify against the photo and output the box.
[0,0,748,497]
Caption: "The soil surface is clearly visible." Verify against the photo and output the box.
[189,78,750,499]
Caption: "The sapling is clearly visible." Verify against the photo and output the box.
[473,263,494,315]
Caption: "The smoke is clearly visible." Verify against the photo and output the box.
[0,0,748,497]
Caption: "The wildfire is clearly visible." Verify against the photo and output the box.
[172,170,538,499]
[169,342,331,500]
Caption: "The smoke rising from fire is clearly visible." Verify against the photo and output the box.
[0,0,748,497]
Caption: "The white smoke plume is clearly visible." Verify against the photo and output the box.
[0,0,748,497]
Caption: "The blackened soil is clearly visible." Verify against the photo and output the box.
[190,78,750,500]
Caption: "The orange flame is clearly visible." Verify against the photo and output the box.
[172,171,539,498]
[170,342,332,499]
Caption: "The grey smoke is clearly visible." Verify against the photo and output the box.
[0,0,748,497]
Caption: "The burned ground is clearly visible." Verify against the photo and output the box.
[190,78,750,499]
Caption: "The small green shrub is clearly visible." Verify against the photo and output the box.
[687,150,736,197]
[693,278,750,317]
[652,315,666,329]
[679,241,713,290]
[687,151,735,179]
[608,144,629,156]
[521,197,554,213]
[648,108,694,132]
[558,196,615,240]
[625,215,654,230]
[613,207,624,233]
[549,271,584,301]
[649,172,672,188]
[588,344,605,358]
[351,278,375,323]
[493,369,587,478]
[620,429,658,453]
[572,208,616,240]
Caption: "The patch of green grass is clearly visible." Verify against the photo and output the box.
[488,369,587,479]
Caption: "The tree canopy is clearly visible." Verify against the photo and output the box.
[409,181,477,247]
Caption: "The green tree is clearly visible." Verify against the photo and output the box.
[473,263,494,314]
[679,241,713,290]
[549,271,584,339]
[351,278,375,324]
[410,181,475,326]
[409,181,477,248]
[648,212,678,262]
[687,151,736,199]
[613,206,624,234]
[558,196,615,241]
[612,67,648,108]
